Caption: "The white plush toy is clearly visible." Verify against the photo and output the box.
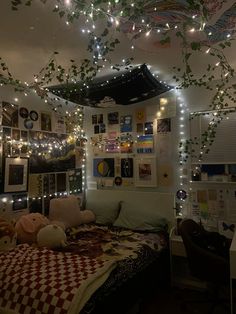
[37,224,67,249]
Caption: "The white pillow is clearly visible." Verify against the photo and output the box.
[86,200,120,225]
[113,200,168,231]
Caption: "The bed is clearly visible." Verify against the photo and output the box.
[0,190,175,314]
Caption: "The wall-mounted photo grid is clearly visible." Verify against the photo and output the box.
[0,101,84,214]
[89,102,175,189]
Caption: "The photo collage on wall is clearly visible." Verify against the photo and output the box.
[90,97,175,188]
[0,101,84,213]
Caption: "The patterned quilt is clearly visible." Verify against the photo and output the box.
[0,224,166,314]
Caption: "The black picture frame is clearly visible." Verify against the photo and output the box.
[4,157,29,193]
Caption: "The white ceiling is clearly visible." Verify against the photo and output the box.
[0,1,236,86]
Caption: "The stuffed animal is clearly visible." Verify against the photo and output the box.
[15,213,49,245]
[0,217,17,252]
[81,210,96,224]
[49,195,82,228]
[37,224,67,249]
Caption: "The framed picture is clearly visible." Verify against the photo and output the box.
[41,112,52,131]
[134,157,157,187]
[4,157,29,193]
[136,135,154,153]
[93,158,115,177]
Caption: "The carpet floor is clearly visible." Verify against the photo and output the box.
[128,286,232,314]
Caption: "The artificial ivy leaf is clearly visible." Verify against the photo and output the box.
[190,42,201,51]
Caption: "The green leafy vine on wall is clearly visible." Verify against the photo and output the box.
[4,0,236,163]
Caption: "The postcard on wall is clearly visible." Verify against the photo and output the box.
[56,173,67,192]
[120,115,132,132]
[157,118,171,133]
[135,108,146,123]
[2,101,19,128]
[41,112,52,132]
[121,158,133,178]
[144,122,153,135]
[68,169,82,193]
[94,125,100,134]
[12,129,20,141]
[92,114,97,124]
[108,131,117,139]
[136,135,154,153]
[105,139,120,153]
[120,141,133,154]
[2,127,11,141]
[191,203,200,218]
[43,173,56,196]
[134,157,157,187]
[199,202,209,219]
[136,123,144,133]
[11,144,20,157]
[108,112,119,124]
[99,123,106,133]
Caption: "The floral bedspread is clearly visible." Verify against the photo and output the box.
[64,224,167,261]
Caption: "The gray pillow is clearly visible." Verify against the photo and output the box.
[113,200,168,231]
[86,200,120,225]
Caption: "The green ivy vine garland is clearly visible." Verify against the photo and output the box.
[2,0,235,164]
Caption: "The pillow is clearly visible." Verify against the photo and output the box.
[49,195,82,228]
[113,201,168,231]
[86,200,120,225]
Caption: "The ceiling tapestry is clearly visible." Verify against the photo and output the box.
[120,1,236,50]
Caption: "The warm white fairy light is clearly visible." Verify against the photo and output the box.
[175,90,190,217]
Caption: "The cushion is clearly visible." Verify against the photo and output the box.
[113,201,168,231]
[49,195,82,228]
[86,200,120,225]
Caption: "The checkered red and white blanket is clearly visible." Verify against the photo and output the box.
[0,244,116,314]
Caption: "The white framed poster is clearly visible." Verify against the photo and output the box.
[4,157,29,193]
[134,157,157,187]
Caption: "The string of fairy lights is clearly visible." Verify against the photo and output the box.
[0,86,87,205]
[59,0,233,52]
[176,90,190,216]
[0,0,235,215]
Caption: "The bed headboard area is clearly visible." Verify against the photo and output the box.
[86,189,176,228]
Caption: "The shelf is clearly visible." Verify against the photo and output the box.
[192,162,236,165]
[191,181,236,184]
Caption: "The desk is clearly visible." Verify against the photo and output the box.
[230,231,236,314]
[169,227,206,289]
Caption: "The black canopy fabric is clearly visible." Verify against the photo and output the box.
[49,64,172,107]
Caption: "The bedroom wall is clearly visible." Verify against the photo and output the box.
[84,89,186,216]
[84,83,236,231]
[0,84,84,222]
